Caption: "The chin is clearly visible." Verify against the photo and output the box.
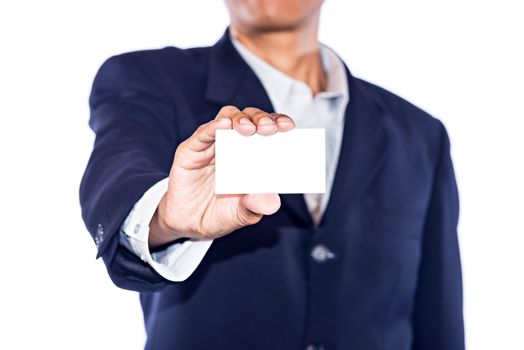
[227,0,322,33]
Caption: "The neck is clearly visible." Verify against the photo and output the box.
[229,18,326,95]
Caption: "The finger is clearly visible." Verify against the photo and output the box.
[182,105,240,153]
[214,105,242,121]
[239,193,281,224]
[243,107,278,136]
[270,113,295,132]
[183,118,231,153]
[231,111,256,136]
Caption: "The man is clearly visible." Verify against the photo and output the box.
[80,0,464,349]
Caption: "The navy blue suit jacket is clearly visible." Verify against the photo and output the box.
[80,28,464,350]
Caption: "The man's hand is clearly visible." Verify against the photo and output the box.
[149,106,295,248]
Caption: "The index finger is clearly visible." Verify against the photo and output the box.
[184,105,240,152]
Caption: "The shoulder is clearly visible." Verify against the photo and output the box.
[93,45,211,86]
[355,78,443,132]
[350,77,452,174]
[354,77,447,148]
[106,45,209,68]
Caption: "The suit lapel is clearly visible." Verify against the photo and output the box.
[319,67,389,228]
[205,28,389,229]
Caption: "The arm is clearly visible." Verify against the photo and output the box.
[80,54,295,292]
[79,54,179,292]
[412,122,465,349]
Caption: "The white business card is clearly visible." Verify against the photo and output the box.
[215,128,326,194]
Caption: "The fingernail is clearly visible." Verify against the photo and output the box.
[258,117,273,125]
[240,117,252,125]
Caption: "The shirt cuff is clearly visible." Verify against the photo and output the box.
[120,177,213,282]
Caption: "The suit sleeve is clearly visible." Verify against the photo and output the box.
[412,122,465,349]
[79,54,177,292]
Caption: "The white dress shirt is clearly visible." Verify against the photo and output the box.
[120,36,349,281]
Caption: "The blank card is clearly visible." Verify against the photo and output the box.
[215,128,326,194]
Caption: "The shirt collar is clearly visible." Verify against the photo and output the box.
[230,33,349,116]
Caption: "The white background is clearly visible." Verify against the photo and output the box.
[1,1,522,349]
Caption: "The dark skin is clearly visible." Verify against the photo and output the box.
[149,0,326,247]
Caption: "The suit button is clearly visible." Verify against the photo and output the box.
[311,244,335,263]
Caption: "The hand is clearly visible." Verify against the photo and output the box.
[149,106,295,247]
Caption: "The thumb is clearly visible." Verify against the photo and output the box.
[237,193,281,225]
